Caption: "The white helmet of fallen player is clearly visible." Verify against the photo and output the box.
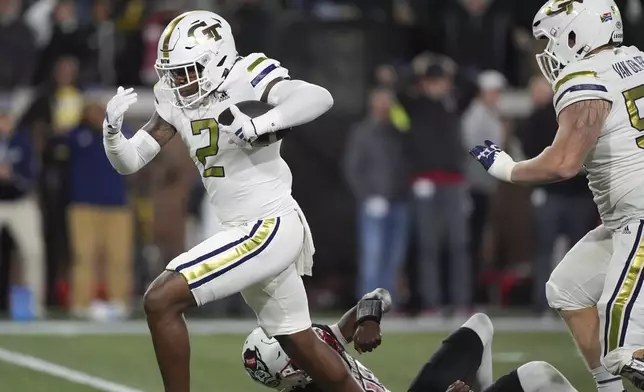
[533,0,624,83]
[242,327,311,391]
[154,10,237,108]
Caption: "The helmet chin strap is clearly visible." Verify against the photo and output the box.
[213,56,242,92]
[175,59,237,107]
[212,66,233,93]
[180,93,202,108]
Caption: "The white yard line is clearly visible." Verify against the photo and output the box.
[493,352,527,363]
[0,348,145,392]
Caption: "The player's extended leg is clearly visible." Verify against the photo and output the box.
[143,217,293,392]
[599,220,644,390]
[144,213,361,392]
[143,270,195,391]
[546,225,624,392]
[407,313,494,392]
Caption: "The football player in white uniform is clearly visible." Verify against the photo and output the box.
[242,289,578,392]
[102,10,365,392]
[470,0,644,390]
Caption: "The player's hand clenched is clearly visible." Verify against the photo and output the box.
[104,86,138,134]
[469,140,516,182]
[353,320,382,354]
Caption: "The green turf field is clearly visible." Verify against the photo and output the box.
[0,329,638,391]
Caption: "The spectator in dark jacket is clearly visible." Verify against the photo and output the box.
[0,0,37,90]
[516,76,598,314]
[344,87,410,306]
[0,101,44,318]
[31,0,89,86]
[403,63,471,314]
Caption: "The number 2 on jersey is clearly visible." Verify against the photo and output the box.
[623,85,644,148]
[191,118,225,177]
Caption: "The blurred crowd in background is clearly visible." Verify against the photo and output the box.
[1,0,644,320]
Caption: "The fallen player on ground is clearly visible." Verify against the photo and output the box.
[241,288,579,391]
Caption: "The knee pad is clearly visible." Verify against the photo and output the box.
[545,278,580,311]
[546,225,610,311]
[546,269,599,311]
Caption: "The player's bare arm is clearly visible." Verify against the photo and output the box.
[141,110,177,146]
[334,304,358,342]
[137,111,179,179]
[470,98,611,185]
[510,99,611,184]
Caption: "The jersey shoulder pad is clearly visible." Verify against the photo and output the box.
[552,59,611,116]
[241,52,291,102]
[153,82,175,125]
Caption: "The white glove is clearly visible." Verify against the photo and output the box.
[362,288,392,313]
[219,104,258,149]
[104,86,138,134]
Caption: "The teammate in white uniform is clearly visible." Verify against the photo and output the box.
[241,289,577,392]
[470,0,644,390]
[102,10,365,392]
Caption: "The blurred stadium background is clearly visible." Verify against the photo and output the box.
[1,0,643,390]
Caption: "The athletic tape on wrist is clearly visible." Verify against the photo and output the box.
[356,298,383,325]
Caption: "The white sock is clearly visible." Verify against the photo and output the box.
[591,366,624,392]
[462,313,494,389]
[517,361,577,392]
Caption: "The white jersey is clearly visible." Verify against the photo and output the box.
[154,53,296,224]
[552,45,644,230]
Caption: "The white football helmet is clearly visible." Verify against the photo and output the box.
[241,328,311,391]
[154,10,237,108]
[533,0,624,83]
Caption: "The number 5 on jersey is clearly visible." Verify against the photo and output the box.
[191,118,225,177]
[623,85,644,149]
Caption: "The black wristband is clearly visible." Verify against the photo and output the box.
[356,298,383,325]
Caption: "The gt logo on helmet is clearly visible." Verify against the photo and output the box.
[186,20,223,49]
[544,0,583,16]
